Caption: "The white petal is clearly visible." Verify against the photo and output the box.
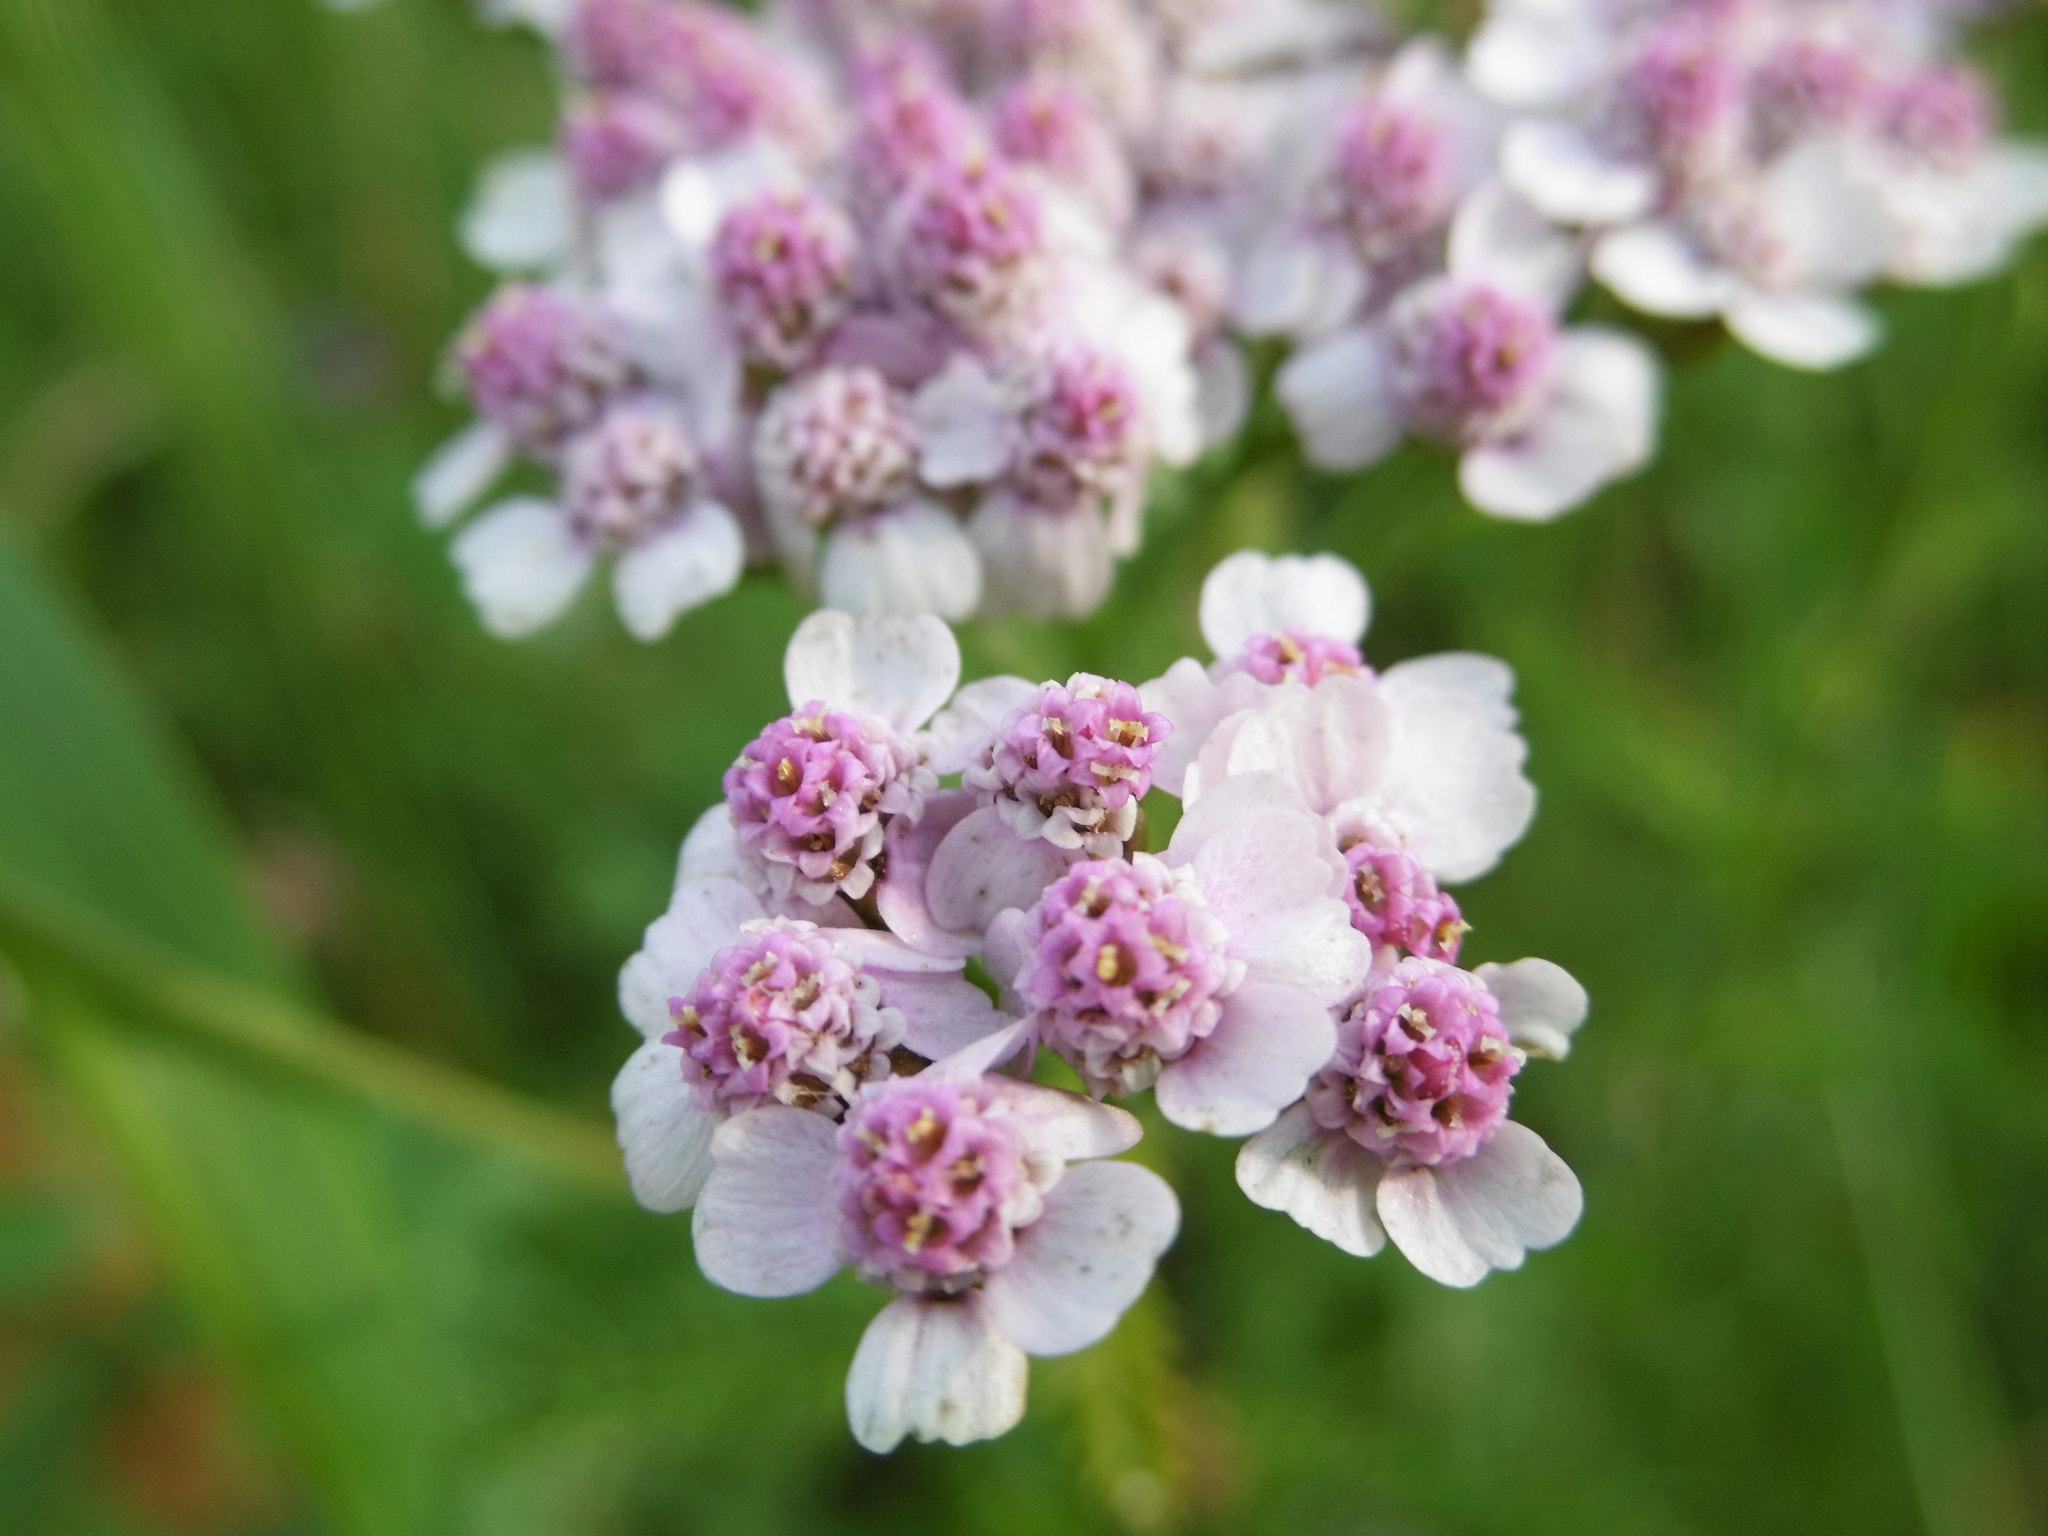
[1724,287,1880,372]
[1376,651,1517,726]
[1369,656,1537,882]
[1501,121,1657,227]
[1591,222,1734,318]
[460,148,575,273]
[922,676,1043,776]
[923,1017,1034,1083]
[1235,1104,1386,1257]
[413,420,511,530]
[1475,957,1587,1058]
[677,804,750,886]
[1459,325,1659,522]
[1139,659,1263,800]
[845,1294,1028,1453]
[1448,181,1580,310]
[1757,139,1888,292]
[612,1040,718,1212]
[1378,1122,1581,1286]
[925,806,1078,937]
[617,876,766,1038]
[983,1162,1180,1356]
[691,1106,843,1297]
[911,356,1015,487]
[450,498,596,639]
[1466,10,1610,109]
[659,140,800,254]
[1273,327,1403,472]
[874,970,1008,1061]
[1183,674,1393,818]
[1184,811,1368,1005]
[875,790,984,958]
[1233,228,1367,340]
[783,610,962,730]
[819,502,983,620]
[612,501,746,641]
[967,493,1114,620]
[1154,981,1339,1137]
[1194,336,1252,449]
[985,1081,1142,1161]
[1198,549,1371,658]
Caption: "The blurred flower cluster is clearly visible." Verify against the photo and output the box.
[415,0,2043,639]
[613,551,1589,1449]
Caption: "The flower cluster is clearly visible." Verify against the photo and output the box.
[416,0,2044,637]
[1469,0,2048,369]
[420,0,1353,638]
[612,550,1591,1452]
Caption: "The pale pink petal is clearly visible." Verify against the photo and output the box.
[1459,327,1659,522]
[414,420,510,530]
[782,610,962,729]
[922,1018,1034,1083]
[1474,958,1587,1059]
[845,1294,1028,1453]
[1377,1121,1581,1286]
[1501,121,1657,227]
[612,1040,717,1212]
[1370,656,1537,883]
[1467,9,1609,109]
[1198,550,1370,659]
[1194,336,1251,449]
[1139,658,1262,799]
[911,355,1015,486]
[613,501,746,641]
[985,1081,1142,1161]
[691,1106,844,1297]
[875,970,1009,1061]
[1235,1103,1386,1257]
[819,501,983,621]
[460,148,574,273]
[1448,181,1580,311]
[616,876,766,1039]
[1273,326,1403,472]
[923,677,1044,776]
[983,1162,1180,1356]
[925,805,1079,937]
[1234,228,1368,339]
[1181,804,1368,1005]
[1724,287,1880,372]
[451,498,596,639]
[1183,674,1392,816]
[876,790,985,958]
[1154,981,1339,1136]
[968,493,1114,620]
[1591,222,1734,318]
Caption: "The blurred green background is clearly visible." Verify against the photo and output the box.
[1,0,2045,1532]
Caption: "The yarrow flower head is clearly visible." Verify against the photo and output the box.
[690,1032,1179,1451]
[1342,840,1467,961]
[755,366,917,531]
[883,153,1051,341]
[1015,858,1236,1096]
[667,918,903,1117]
[722,611,960,905]
[725,704,933,905]
[711,190,858,371]
[1306,957,1517,1167]
[455,284,639,453]
[559,396,705,548]
[1386,279,1560,444]
[1238,954,1589,1286]
[964,674,1170,857]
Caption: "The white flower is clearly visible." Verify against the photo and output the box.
[1237,956,1588,1286]
[1143,551,1538,885]
[690,1029,1180,1452]
[1275,183,1660,518]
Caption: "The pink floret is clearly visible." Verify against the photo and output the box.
[967,675,1168,854]
[1306,958,1520,1168]
[456,285,639,453]
[835,1078,1041,1292]
[1222,628,1370,688]
[1342,842,1465,962]
[711,190,857,370]
[665,919,897,1117]
[1017,857,1237,1096]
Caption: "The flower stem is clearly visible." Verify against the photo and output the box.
[0,858,627,1194]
